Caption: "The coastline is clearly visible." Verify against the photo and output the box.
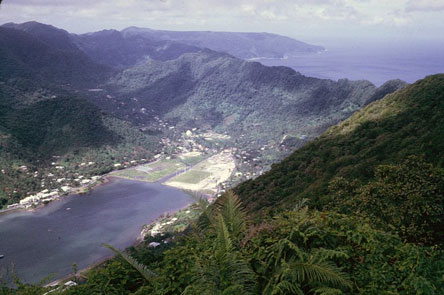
[0,175,111,216]
[44,200,199,287]
[44,255,113,288]
[2,157,218,287]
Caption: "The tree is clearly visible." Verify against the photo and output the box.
[330,156,444,245]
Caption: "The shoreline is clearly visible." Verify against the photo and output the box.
[44,255,113,287]
[44,200,198,288]
[0,176,111,216]
[1,151,225,217]
[3,157,218,288]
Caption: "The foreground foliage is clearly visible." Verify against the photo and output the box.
[4,191,444,294]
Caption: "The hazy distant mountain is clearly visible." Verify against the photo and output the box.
[1,21,201,70]
[122,27,324,59]
[71,29,202,68]
[2,21,324,69]
[2,21,79,51]
[71,26,324,68]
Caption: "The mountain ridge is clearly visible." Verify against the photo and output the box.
[104,50,406,164]
[0,25,112,87]
[121,26,325,59]
[2,21,325,68]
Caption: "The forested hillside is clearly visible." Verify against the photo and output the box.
[105,50,406,161]
[0,23,165,207]
[0,25,111,87]
[235,74,444,218]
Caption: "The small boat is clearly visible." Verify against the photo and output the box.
[0,255,4,259]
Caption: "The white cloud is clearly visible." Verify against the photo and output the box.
[405,0,444,12]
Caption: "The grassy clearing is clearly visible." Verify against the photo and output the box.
[113,159,186,182]
[180,154,208,166]
[171,170,212,184]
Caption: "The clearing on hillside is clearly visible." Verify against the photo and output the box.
[111,158,186,182]
[164,150,235,193]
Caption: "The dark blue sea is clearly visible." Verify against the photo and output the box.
[256,41,444,86]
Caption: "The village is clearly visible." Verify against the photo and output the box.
[2,113,293,212]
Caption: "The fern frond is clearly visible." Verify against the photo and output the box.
[312,286,344,295]
[103,244,157,281]
[271,280,303,295]
[224,252,257,294]
[215,214,233,254]
[311,248,349,263]
[196,197,215,230]
[217,191,247,239]
[291,261,352,290]
[294,198,310,211]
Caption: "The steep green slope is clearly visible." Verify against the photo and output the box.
[235,74,444,216]
[70,75,444,293]
[0,25,112,87]
[0,82,114,159]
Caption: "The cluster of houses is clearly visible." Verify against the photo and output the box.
[9,189,61,209]
[5,174,104,210]
[7,156,154,209]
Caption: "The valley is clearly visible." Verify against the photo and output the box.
[0,21,406,209]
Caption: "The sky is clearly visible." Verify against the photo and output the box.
[0,0,443,46]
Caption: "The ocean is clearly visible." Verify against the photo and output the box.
[255,41,444,86]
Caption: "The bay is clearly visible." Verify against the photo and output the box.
[0,177,193,284]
